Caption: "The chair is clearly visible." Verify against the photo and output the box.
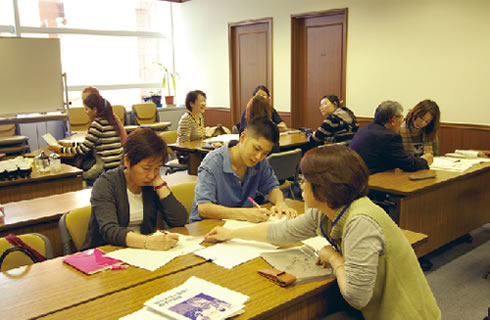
[59,205,91,255]
[266,148,303,199]
[0,123,29,157]
[159,131,187,174]
[132,103,171,131]
[170,181,196,220]
[112,104,138,133]
[0,233,53,271]
[68,107,91,132]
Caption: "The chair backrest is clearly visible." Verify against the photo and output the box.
[0,233,53,271]
[112,105,126,125]
[68,107,91,131]
[59,205,91,254]
[0,124,16,137]
[169,181,196,219]
[133,103,157,124]
[266,148,303,183]
[159,130,178,154]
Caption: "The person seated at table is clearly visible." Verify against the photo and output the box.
[177,90,207,143]
[308,94,359,147]
[236,85,287,133]
[189,117,297,224]
[400,99,441,157]
[349,100,432,174]
[49,88,125,184]
[81,128,188,251]
[205,145,441,320]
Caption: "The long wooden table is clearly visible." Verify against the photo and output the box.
[169,131,309,175]
[1,199,428,320]
[369,162,490,257]
[0,163,83,204]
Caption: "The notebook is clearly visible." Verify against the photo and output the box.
[63,248,123,275]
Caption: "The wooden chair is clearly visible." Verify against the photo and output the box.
[68,107,90,131]
[159,131,187,174]
[266,148,303,199]
[59,205,91,255]
[132,103,171,131]
[169,181,196,220]
[0,233,53,271]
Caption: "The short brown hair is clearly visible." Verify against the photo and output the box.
[124,128,167,167]
[300,145,369,209]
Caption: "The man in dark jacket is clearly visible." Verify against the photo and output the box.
[349,100,433,174]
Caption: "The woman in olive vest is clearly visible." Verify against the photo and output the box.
[205,145,440,320]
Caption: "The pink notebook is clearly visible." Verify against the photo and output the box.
[63,248,123,275]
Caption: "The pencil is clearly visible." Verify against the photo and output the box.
[247,196,261,209]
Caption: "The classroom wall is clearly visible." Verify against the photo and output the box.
[172,0,490,125]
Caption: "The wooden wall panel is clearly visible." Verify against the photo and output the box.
[203,107,233,129]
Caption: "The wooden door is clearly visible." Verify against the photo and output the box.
[291,10,347,129]
[229,18,272,125]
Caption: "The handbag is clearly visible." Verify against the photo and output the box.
[0,234,47,270]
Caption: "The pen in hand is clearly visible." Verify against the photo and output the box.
[248,196,261,209]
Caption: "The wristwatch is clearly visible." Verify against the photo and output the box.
[153,181,168,190]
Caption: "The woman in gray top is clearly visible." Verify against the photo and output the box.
[82,128,188,251]
[205,145,440,319]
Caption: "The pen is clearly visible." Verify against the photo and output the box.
[155,228,168,235]
[248,196,261,209]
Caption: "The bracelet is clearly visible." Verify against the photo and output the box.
[143,236,149,249]
[154,181,168,190]
[333,264,345,276]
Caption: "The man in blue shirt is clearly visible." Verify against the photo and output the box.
[189,117,297,223]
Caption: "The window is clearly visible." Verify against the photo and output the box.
[1,0,174,107]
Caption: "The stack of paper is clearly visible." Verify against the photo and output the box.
[203,134,239,144]
[430,156,488,172]
[121,276,249,320]
[194,239,278,269]
[445,149,484,159]
[222,215,284,230]
[106,235,204,271]
[42,133,60,147]
[302,235,332,252]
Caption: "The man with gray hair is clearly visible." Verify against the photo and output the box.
[349,100,432,174]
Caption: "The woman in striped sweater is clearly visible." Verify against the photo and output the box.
[308,94,359,147]
[49,89,123,183]
[177,90,207,143]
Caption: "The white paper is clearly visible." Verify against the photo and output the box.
[302,236,332,252]
[222,215,284,230]
[106,235,204,271]
[194,239,278,269]
[203,134,239,144]
[144,276,248,320]
[430,156,488,172]
[42,133,60,146]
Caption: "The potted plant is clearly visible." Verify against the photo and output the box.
[154,62,179,106]
[150,90,162,106]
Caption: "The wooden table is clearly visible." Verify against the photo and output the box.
[0,163,83,204]
[0,189,92,257]
[0,199,428,320]
[369,162,490,257]
[169,131,309,175]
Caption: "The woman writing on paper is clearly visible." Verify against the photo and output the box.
[82,128,188,251]
[308,94,359,147]
[205,145,440,320]
[49,87,126,184]
[399,99,441,157]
